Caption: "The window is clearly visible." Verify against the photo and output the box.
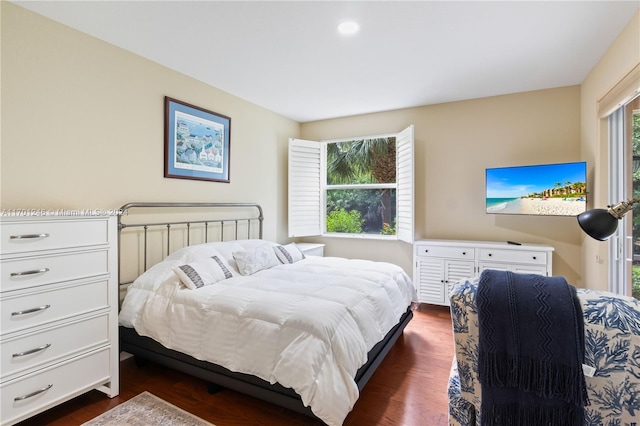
[600,64,639,298]
[326,137,397,235]
[288,125,414,243]
[632,101,640,300]
[609,95,639,299]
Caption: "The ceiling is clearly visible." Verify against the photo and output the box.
[12,1,640,123]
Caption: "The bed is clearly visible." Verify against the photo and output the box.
[117,202,415,426]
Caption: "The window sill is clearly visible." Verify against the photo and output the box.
[321,233,397,241]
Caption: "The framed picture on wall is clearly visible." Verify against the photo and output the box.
[164,97,231,183]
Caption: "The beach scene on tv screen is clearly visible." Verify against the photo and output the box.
[486,162,587,216]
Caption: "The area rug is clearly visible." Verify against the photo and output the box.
[82,391,214,426]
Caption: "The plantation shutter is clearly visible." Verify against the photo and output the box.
[288,138,322,237]
[396,125,414,243]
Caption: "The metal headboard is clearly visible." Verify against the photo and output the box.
[117,202,263,290]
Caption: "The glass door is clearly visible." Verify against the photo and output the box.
[630,97,640,299]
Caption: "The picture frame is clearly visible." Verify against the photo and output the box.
[164,96,231,183]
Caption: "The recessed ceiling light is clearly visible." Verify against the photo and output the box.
[337,21,360,36]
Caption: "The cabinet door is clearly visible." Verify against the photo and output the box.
[415,258,475,305]
[416,258,445,304]
[444,260,476,305]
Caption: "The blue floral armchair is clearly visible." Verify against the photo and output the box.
[447,278,640,426]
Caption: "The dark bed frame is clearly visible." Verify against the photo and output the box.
[117,202,413,421]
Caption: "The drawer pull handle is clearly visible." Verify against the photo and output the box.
[12,343,51,358]
[533,256,537,260]
[10,233,50,240]
[488,253,492,257]
[14,384,53,401]
[11,305,51,316]
[462,252,466,255]
[10,268,50,277]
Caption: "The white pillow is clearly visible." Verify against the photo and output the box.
[233,244,280,275]
[274,243,306,264]
[173,255,236,290]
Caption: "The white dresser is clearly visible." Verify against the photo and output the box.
[413,239,554,306]
[0,214,119,425]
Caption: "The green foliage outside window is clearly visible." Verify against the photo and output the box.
[326,187,396,234]
[380,219,397,236]
[633,112,640,233]
[326,209,364,234]
[632,111,640,300]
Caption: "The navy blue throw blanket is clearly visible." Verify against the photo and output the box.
[477,270,589,426]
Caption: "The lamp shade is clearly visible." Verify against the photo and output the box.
[577,208,619,241]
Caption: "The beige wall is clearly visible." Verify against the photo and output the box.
[3,3,638,287]
[0,2,299,243]
[301,86,583,284]
[580,11,640,291]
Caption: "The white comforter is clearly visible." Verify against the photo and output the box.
[119,240,415,426]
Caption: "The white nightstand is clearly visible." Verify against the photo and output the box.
[296,243,325,257]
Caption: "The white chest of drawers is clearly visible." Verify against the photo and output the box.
[0,214,119,425]
[413,239,554,306]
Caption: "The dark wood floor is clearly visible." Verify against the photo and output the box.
[16,304,453,426]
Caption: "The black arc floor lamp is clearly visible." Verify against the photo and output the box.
[577,198,640,240]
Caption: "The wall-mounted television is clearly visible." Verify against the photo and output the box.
[486,161,587,216]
